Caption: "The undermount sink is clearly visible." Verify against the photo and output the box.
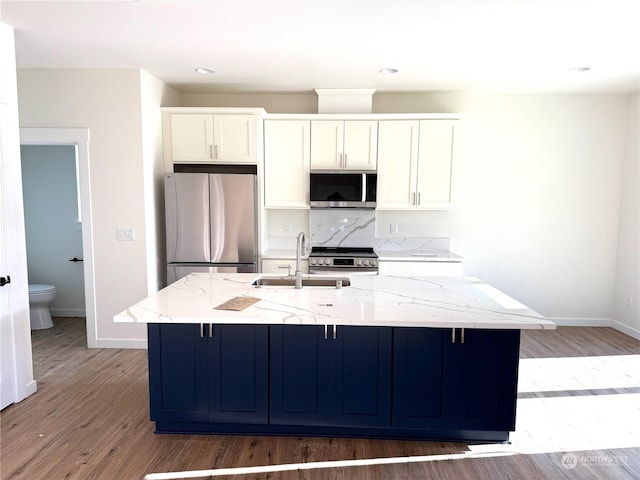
[251,275,350,288]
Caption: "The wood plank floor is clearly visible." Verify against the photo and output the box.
[1,319,639,479]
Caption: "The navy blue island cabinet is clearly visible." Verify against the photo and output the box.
[147,323,268,428]
[269,325,392,428]
[147,323,520,442]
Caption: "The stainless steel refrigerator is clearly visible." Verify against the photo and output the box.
[165,171,258,284]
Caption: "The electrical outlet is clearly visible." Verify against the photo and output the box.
[283,223,291,233]
[625,297,633,309]
[390,223,398,235]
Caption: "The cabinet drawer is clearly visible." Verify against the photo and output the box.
[261,259,308,275]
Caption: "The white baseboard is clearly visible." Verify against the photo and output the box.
[550,317,613,327]
[550,317,640,340]
[611,320,640,341]
[93,338,147,349]
[51,308,86,317]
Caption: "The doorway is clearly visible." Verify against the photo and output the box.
[21,145,85,318]
[19,128,97,348]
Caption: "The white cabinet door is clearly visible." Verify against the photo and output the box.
[343,121,377,170]
[416,120,455,208]
[310,121,343,169]
[310,121,378,170]
[378,260,463,276]
[261,259,308,275]
[170,114,214,163]
[170,114,257,164]
[264,120,310,208]
[376,120,419,209]
[213,114,257,163]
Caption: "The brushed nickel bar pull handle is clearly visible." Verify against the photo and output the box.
[411,192,416,205]
[209,324,213,338]
[333,325,337,340]
[451,328,456,343]
[214,144,219,160]
[338,153,343,168]
[324,324,328,340]
[200,323,204,338]
[417,192,421,205]
[209,145,213,159]
[461,328,465,344]
[344,154,347,168]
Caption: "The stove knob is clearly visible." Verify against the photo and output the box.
[363,259,370,266]
[356,259,362,266]
[371,259,377,267]
[309,258,316,266]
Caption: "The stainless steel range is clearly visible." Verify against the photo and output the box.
[308,247,378,274]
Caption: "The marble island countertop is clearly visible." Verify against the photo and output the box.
[114,273,555,330]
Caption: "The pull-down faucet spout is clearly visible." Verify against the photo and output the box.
[295,232,306,289]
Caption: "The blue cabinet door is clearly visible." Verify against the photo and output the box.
[392,327,454,429]
[148,323,208,422]
[330,326,392,427]
[208,324,268,424]
[393,327,520,432]
[449,329,520,431]
[269,325,332,425]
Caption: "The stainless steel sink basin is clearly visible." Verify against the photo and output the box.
[251,275,350,288]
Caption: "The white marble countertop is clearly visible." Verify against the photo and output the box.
[262,249,462,262]
[114,273,555,330]
[376,250,463,262]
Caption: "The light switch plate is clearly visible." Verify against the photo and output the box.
[390,223,398,234]
[117,228,136,241]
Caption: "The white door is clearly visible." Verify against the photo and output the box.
[264,120,310,208]
[343,121,378,170]
[416,120,455,207]
[376,120,419,209]
[310,121,343,169]
[213,114,257,163]
[0,120,17,409]
[170,114,214,163]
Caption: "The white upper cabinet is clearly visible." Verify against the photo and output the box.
[416,120,455,207]
[264,120,311,208]
[376,120,420,209]
[377,119,456,210]
[310,120,377,170]
[170,114,257,164]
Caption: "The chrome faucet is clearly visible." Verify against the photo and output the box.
[295,231,306,289]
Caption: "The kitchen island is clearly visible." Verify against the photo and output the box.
[115,273,555,442]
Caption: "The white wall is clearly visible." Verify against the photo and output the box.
[376,93,628,323]
[140,70,181,294]
[613,92,640,338]
[17,68,180,347]
[252,91,632,326]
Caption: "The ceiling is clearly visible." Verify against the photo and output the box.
[1,0,639,95]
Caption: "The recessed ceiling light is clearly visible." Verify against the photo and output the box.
[569,66,591,73]
[195,68,215,75]
[379,68,398,75]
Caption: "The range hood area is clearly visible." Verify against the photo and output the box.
[315,88,376,114]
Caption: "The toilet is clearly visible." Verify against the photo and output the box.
[28,284,57,330]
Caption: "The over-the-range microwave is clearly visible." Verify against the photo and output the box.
[309,171,377,208]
